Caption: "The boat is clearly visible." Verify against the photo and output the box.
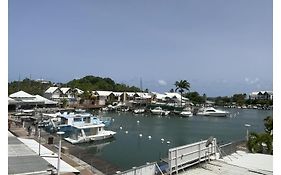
[180,107,193,117]
[196,107,229,117]
[57,112,116,144]
[133,108,145,114]
[150,107,170,116]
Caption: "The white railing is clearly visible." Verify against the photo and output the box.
[168,138,217,175]
[115,162,156,175]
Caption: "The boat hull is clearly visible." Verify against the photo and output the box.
[65,131,116,144]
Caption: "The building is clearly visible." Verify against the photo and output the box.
[44,87,63,101]
[8,91,58,111]
[60,87,74,99]
[249,91,273,100]
[92,91,113,105]
[9,91,44,109]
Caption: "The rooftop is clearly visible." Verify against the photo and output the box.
[179,151,272,175]
[9,90,35,98]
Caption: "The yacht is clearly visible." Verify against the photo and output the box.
[58,112,116,144]
[196,107,229,117]
[150,107,170,116]
[180,107,193,117]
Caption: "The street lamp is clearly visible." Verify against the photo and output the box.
[56,131,65,175]
[245,124,251,141]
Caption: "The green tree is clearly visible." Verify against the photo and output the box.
[60,98,68,108]
[247,116,273,154]
[174,80,190,107]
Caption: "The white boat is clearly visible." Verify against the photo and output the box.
[133,108,145,114]
[196,107,229,117]
[64,124,116,144]
[180,107,193,117]
[150,107,170,116]
[58,112,116,144]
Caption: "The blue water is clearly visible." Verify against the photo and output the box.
[80,108,273,170]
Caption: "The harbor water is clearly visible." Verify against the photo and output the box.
[73,108,273,170]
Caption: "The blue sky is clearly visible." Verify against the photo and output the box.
[8,0,272,96]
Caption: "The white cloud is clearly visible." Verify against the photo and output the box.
[158,80,167,86]
[244,77,260,84]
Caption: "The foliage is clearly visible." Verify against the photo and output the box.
[184,92,205,104]
[212,93,272,107]
[264,116,273,134]
[214,96,231,106]
[232,93,247,106]
[247,116,273,154]
[8,75,141,96]
[60,98,68,108]
[67,75,141,92]
[8,78,53,95]
[174,80,190,106]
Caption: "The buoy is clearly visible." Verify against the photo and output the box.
[148,136,152,139]
[125,131,128,134]
[167,141,171,144]
[137,120,140,124]
[139,134,143,137]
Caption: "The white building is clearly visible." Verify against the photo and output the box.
[44,87,63,100]
[249,91,273,100]
[60,87,74,99]
[92,91,113,105]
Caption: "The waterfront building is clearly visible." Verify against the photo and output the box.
[60,87,75,99]
[249,91,273,100]
[44,86,63,101]
[8,91,58,111]
[92,90,113,105]
[9,90,44,109]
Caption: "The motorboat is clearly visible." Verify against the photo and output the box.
[57,112,116,144]
[64,124,116,144]
[196,107,229,117]
[180,107,193,117]
[133,108,145,114]
[150,107,170,116]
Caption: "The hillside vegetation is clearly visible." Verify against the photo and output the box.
[8,75,141,95]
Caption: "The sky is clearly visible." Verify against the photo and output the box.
[8,0,273,96]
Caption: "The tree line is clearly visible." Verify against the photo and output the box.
[8,75,141,95]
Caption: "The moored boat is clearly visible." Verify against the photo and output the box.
[196,107,229,117]
[57,112,116,144]
[180,107,193,117]
[150,107,170,116]
[133,108,145,114]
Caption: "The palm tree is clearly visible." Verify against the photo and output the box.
[174,80,190,107]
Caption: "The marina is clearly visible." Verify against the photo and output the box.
[67,107,272,171]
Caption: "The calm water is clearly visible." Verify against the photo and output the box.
[77,108,273,170]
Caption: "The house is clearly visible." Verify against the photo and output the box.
[34,95,58,107]
[44,87,63,101]
[92,91,113,106]
[60,87,75,99]
[134,92,152,104]
[111,92,123,102]
[120,92,136,102]
[9,91,44,109]
[150,92,189,106]
[249,91,273,100]
[74,88,84,95]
